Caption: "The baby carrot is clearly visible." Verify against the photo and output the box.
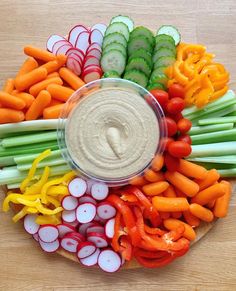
[189,203,214,222]
[191,182,226,205]
[151,154,164,171]
[206,200,215,209]
[12,91,35,108]
[48,98,63,107]
[17,57,38,76]
[152,196,189,212]
[175,188,187,197]
[159,211,170,220]
[163,218,196,241]
[163,185,176,197]
[213,180,231,218]
[165,171,199,197]
[0,108,24,124]
[29,77,63,96]
[3,79,14,93]
[46,84,75,102]
[59,67,85,90]
[14,68,48,91]
[144,169,164,182]
[129,176,147,186]
[0,91,26,110]
[43,104,63,119]
[25,90,51,120]
[40,54,67,74]
[177,159,208,180]
[183,210,200,227]
[46,72,60,79]
[143,181,169,196]
[24,45,56,62]
[57,54,67,66]
[171,211,182,219]
[194,169,220,191]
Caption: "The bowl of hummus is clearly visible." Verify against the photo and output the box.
[58,78,167,186]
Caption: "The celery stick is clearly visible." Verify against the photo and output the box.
[0,156,15,167]
[190,141,236,157]
[198,116,236,126]
[191,128,236,145]
[217,168,236,177]
[1,131,57,148]
[189,123,234,135]
[14,149,62,164]
[17,158,66,171]
[187,156,236,164]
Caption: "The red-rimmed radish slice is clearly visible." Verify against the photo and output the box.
[85,179,95,195]
[91,23,107,36]
[47,35,67,52]
[60,235,79,253]
[86,48,102,60]
[98,249,121,273]
[83,56,100,68]
[94,214,106,225]
[66,220,80,228]
[56,43,72,55]
[89,29,103,46]
[77,241,96,259]
[87,232,108,248]
[66,47,85,61]
[69,178,87,198]
[62,196,79,211]
[39,239,60,253]
[75,31,90,54]
[68,231,85,242]
[87,224,104,235]
[32,233,39,242]
[86,43,102,53]
[78,222,94,236]
[57,223,75,238]
[91,183,109,200]
[76,202,96,223]
[62,209,76,223]
[67,52,83,67]
[66,56,82,76]
[80,248,100,267]
[97,202,116,220]
[68,24,88,46]
[38,225,59,243]
[82,64,102,71]
[52,40,70,55]
[24,214,39,235]
[83,70,101,83]
[78,195,97,205]
[105,218,115,239]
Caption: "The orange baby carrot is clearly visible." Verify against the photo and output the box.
[24,45,56,62]
[40,54,67,74]
[46,72,60,79]
[152,196,189,212]
[163,185,176,198]
[159,211,170,220]
[175,188,187,198]
[0,91,26,110]
[0,108,24,124]
[206,200,215,209]
[12,91,35,108]
[189,203,214,222]
[194,169,220,191]
[48,98,63,107]
[183,210,200,227]
[14,67,48,91]
[46,84,75,102]
[43,104,63,119]
[171,211,182,219]
[143,181,169,196]
[165,171,199,197]
[57,54,67,66]
[163,218,196,241]
[29,77,63,97]
[129,176,147,186]
[191,182,226,205]
[144,169,164,182]
[3,79,14,93]
[17,57,38,76]
[177,159,208,180]
[151,154,164,171]
[25,90,51,120]
[59,67,85,90]
[213,180,231,218]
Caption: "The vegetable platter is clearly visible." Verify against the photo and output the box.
[0,14,233,272]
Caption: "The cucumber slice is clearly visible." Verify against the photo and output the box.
[128,48,153,69]
[130,26,155,47]
[157,25,181,45]
[105,22,130,42]
[110,15,134,32]
[103,42,127,56]
[123,69,148,88]
[102,70,120,78]
[153,47,176,64]
[147,82,166,91]
[149,71,168,86]
[152,65,168,73]
[155,34,175,47]
[128,36,153,56]
[102,33,127,49]
[155,39,176,54]
[101,49,126,75]
[126,57,151,77]
[154,56,176,67]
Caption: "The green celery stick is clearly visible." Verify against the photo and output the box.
[14,149,62,164]
[191,128,236,145]
[17,158,66,171]
[187,155,236,164]
[190,141,236,157]
[198,116,236,126]
[189,123,234,135]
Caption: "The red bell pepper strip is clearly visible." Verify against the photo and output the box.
[134,248,168,259]
[144,224,167,236]
[119,236,133,261]
[134,252,174,268]
[111,212,122,252]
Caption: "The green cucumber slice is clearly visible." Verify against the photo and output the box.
[155,39,176,54]
[102,70,120,78]
[102,32,127,49]
[154,56,176,67]
[147,82,166,91]
[149,71,168,86]
[110,15,134,32]
[126,57,151,77]
[128,36,153,56]
[123,69,148,88]
[101,49,126,75]
[152,65,168,73]
[155,34,175,46]
[128,48,153,69]
[153,47,176,64]
[103,42,127,56]
[130,26,155,47]
[157,25,181,45]
[105,22,130,42]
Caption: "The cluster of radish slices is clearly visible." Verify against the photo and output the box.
[46,23,107,83]
[23,177,123,273]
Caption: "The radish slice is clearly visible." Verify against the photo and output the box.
[86,43,102,53]
[97,202,116,220]
[66,220,80,228]
[47,35,67,52]
[87,232,108,248]
[75,31,90,54]
[52,40,70,55]
[69,178,87,198]
[62,210,76,223]
[80,248,100,267]
[77,241,96,259]
[24,214,39,235]
[78,195,97,205]
[83,70,101,83]
[85,179,95,195]
[66,57,82,76]
[56,44,72,55]
[78,222,94,236]
[82,64,102,72]
[38,225,59,243]
[57,223,75,238]
[86,48,102,60]
[68,24,88,46]
[68,232,85,243]
[32,233,39,242]
[83,56,100,68]
[60,235,79,253]
[98,249,121,273]
[62,196,79,211]
[87,224,104,235]
[89,29,103,46]
[91,23,107,36]
[94,214,107,225]
[91,183,109,200]
[76,203,96,223]
[66,47,85,61]
[39,239,60,253]
[105,218,115,239]
[67,52,83,67]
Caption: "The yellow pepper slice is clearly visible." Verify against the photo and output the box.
[24,166,50,195]
[35,214,61,225]
[2,194,41,212]
[12,206,28,223]
[47,185,69,196]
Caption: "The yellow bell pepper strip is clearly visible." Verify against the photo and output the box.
[12,206,28,222]
[35,214,61,225]
[2,194,41,212]
[35,200,63,215]
[46,185,69,196]
[24,166,50,195]
[26,207,38,214]
[47,196,61,208]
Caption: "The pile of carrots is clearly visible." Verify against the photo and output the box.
[0,46,85,124]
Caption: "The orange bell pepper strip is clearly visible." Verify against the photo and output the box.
[210,85,228,101]
[173,61,189,86]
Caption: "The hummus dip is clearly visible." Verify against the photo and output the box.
[65,87,159,180]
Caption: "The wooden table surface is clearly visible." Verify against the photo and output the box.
[1,0,236,290]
